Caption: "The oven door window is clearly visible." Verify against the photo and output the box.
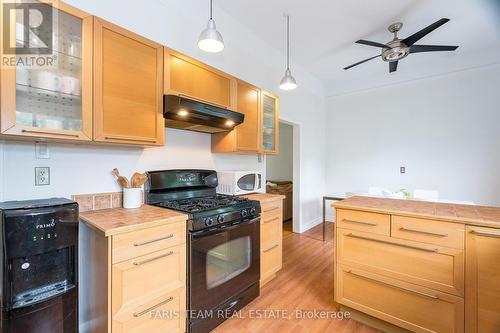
[206,236,251,289]
[237,174,256,191]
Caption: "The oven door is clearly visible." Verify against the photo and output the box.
[189,217,260,313]
[236,173,262,194]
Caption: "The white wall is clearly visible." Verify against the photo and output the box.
[0,0,327,232]
[325,64,500,209]
[266,122,293,182]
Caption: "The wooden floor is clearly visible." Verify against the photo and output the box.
[283,220,293,238]
[213,223,380,333]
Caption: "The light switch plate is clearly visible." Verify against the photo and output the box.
[35,167,50,186]
[35,143,50,159]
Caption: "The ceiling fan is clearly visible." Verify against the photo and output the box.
[344,18,459,73]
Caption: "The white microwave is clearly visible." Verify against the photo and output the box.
[217,171,263,195]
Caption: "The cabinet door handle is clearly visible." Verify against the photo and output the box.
[347,270,439,300]
[134,234,174,247]
[133,296,174,317]
[264,206,279,213]
[133,251,174,266]
[22,129,80,137]
[342,219,378,227]
[104,135,157,143]
[264,217,280,224]
[263,244,279,253]
[179,93,228,109]
[471,230,500,238]
[399,227,448,237]
[346,233,439,253]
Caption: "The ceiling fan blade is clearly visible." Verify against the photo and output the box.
[410,45,459,53]
[343,55,381,70]
[356,40,391,49]
[389,61,398,73]
[402,18,450,46]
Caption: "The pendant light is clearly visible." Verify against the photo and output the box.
[198,0,224,53]
[280,14,297,90]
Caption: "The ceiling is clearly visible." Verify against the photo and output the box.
[215,0,500,96]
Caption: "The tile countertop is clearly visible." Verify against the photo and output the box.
[243,193,286,203]
[332,196,500,229]
[80,204,188,237]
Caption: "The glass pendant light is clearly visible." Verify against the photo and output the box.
[198,0,224,53]
[280,14,297,90]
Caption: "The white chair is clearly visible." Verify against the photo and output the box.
[413,189,439,202]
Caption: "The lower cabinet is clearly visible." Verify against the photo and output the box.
[80,220,186,333]
[465,226,500,333]
[259,198,284,286]
[337,265,464,333]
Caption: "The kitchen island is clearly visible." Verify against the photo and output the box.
[332,196,500,333]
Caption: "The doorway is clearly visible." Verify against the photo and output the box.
[266,121,296,237]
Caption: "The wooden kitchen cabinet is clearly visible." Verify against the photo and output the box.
[0,1,93,141]
[79,205,187,333]
[212,84,280,154]
[93,18,164,146]
[466,226,500,333]
[164,47,235,109]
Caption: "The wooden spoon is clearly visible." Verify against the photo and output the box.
[112,168,130,188]
[133,174,148,188]
[130,172,143,188]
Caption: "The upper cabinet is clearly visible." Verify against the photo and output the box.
[93,18,164,146]
[261,91,279,154]
[164,48,235,109]
[0,2,93,141]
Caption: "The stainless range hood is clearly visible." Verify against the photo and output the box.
[164,95,244,133]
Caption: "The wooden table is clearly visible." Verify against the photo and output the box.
[322,195,346,241]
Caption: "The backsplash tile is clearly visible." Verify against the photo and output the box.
[72,191,143,212]
[94,194,112,210]
[72,195,94,212]
[112,193,123,208]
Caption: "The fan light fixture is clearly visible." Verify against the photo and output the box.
[198,0,224,53]
[280,14,297,90]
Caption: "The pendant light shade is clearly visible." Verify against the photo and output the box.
[198,0,224,53]
[280,14,297,90]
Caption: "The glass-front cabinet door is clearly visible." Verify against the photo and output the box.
[261,91,279,154]
[0,1,92,141]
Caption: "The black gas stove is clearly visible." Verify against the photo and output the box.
[144,169,261,333]
[145,170,260,231]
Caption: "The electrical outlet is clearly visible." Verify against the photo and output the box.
[35,167,50,186]
[400,166,406,174]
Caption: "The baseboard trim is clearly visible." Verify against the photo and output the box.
[299,217,322,233]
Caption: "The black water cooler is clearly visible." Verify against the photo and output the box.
[0,198,78,333]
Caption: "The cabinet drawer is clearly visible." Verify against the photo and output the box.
[113,287,186,333]
[336,209,390,235]
[112,245,186,322]
[337,266,464,333]
[392,216,465,249]
[261,200,282,217]
[261,241,282,281]
[112,222,185,264]
[337,228,464,296]
[261,213,282,246]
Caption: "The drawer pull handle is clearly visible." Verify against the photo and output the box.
[104,135,157,143]
[264,217,280,224]
[134,234,174,247]
[22,129,80,137]
[263,244,279,253]
[471,230,500,238]
[133,251,174,266]
[346,233,439,253]
[342,219,378,227]
[399,227,448,237]
[264,206,279,213]
[347,270,439,300]
[133,296,174,317]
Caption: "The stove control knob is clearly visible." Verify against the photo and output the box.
[204,217,214,226]
[249,207,257,215]
[217,215,225,224]
[241,209,249,218]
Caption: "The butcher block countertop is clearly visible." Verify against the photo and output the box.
[333,196,500,228]
[80,204,188,236]
[243,193,286,202]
